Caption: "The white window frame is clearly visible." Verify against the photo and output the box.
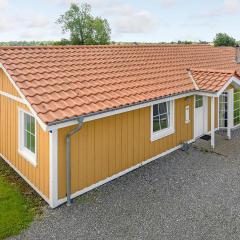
[185,105,190,124]
[234,89,240,126]
[18,108,37,166]
[151,100,175,142]
[219,91,228,128]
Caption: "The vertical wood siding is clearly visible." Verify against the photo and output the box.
[0,69,20,97]
[0,72,50,198]
[58,97,194,199]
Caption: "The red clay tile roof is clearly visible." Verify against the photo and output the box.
[188,68,240,92]
[0,44,240,125]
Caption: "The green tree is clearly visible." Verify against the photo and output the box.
[213,33,237,47]
[57,3,111,45]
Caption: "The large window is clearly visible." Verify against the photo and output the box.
[151,101,174,141]
[19,109,36,166]
[234,89,240,126]
[219,92,228,128]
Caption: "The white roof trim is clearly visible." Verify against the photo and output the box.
[0,90,26,104]
[216,76,240,97]
[47,90,218,131]
[0,64,48,131]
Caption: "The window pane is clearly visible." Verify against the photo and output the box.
[24,130,28,148]
[159,102,167,114]
[195,95,203,108]
[26,132,31,149]
[153,105,159,116]
[152,101,171,134]
[30,134,35,153]
[160,113,168,121]
[30,116,35,135]
[22,112,36,154]
[24,113,31,131]
[153,116,160,132]
[160,118,168,130]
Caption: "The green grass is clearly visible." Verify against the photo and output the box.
[0,159,45,239]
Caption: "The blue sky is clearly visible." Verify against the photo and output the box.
[0,0,239,42]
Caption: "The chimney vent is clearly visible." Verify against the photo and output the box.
[236,46,240,63]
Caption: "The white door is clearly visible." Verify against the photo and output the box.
[195,95,208,138]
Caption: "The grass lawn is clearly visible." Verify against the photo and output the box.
[0,159,45,239]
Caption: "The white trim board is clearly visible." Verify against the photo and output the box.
[0,90,26,104]
[0,153,50,205]
[217,76,240,97]
[56,138,195,208]
[49,129,59,208]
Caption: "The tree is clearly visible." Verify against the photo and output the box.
[213,33,237,47]
[57,3,111,45]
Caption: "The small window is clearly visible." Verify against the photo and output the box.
[153,102,170,132]
[19,109,37,166]
[195,95,203,108]
[185,105,190,123]
[151,101,175,141]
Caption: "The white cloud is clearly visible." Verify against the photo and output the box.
[203,0,240,17]
[0,0,7,9]
[224,0,240,13]
[157,0,176,8]
[114,10,158,34]
[26,14,50,28]
[47,0,159,35]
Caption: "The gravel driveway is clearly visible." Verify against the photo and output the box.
[11,130,240,240]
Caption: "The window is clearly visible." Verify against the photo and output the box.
[151,101,174,141]
[219,92,228,128]
[234,89,240,126]
[185,105,190,124]
[195,95,203,108]
[19,109,37,166]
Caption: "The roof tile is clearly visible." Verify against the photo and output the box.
[0,44,240,124]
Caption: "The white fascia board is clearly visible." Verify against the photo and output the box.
[195,91,216,97]
[47,90,218,131]
[217,76,240,97]
[46,91,194,131]
[0,64,48,132]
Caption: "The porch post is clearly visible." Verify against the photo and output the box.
[211,97,215,148]
[227,88,234,140]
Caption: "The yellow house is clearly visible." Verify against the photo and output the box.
[0,45,240,208]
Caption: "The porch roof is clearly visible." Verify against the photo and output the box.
[188,68,240,93]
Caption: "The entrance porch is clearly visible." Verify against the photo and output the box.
[189,69,240,149]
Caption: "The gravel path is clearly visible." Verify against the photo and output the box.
[11,131,240,240]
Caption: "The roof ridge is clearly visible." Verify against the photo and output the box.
[0,43,213,50]
[186,69,199,90]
